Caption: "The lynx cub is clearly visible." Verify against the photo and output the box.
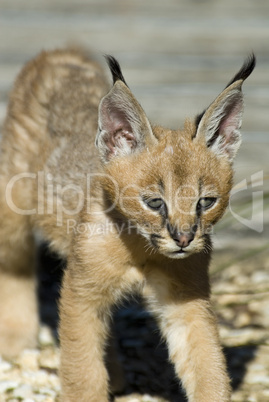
[0,49,255,401]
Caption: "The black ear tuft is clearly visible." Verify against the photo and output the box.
[194,54,256,131]
[225,53,256,88]
[104,55,128,86]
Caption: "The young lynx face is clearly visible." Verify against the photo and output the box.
[96,56,255,259]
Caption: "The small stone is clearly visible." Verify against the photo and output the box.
[247,397,257,402]
[234,311,252,328]
[39,348,60,371]
[33,394,55,402]
[245,373,269,386]
[0,380,19,393]
[39,326,55,347]
[18,349,39,371]
[250,363,264,371]
[251,271,269,284]
[36,386,57,397]
[13,384,33,399]
[234,274,250,287]
[220,307,235,321]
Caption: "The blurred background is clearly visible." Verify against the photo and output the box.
[0,1,268,401]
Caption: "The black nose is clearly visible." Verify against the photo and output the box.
[173,232,194,248]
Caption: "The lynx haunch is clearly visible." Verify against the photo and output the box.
[0,48,255,401]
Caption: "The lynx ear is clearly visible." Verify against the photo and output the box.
[194,54,256,162]
[96,56,156,163]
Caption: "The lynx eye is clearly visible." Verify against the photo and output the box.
[146,198,164,210]
[197,197,216,211]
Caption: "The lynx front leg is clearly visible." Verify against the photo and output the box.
[59,243,143,402]
[60,267,111,402]
[144,264,231,402]
[0,183,38,358]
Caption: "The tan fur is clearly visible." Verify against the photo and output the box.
[0,48,255,401]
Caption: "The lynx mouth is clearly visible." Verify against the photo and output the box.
[149,234,191,258]
[165,249,190,259]
[173,249,185,254]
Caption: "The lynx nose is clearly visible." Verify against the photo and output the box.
[173,232,194,248]
[167,223,197,249]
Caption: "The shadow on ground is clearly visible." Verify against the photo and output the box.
[37,244,257,401]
